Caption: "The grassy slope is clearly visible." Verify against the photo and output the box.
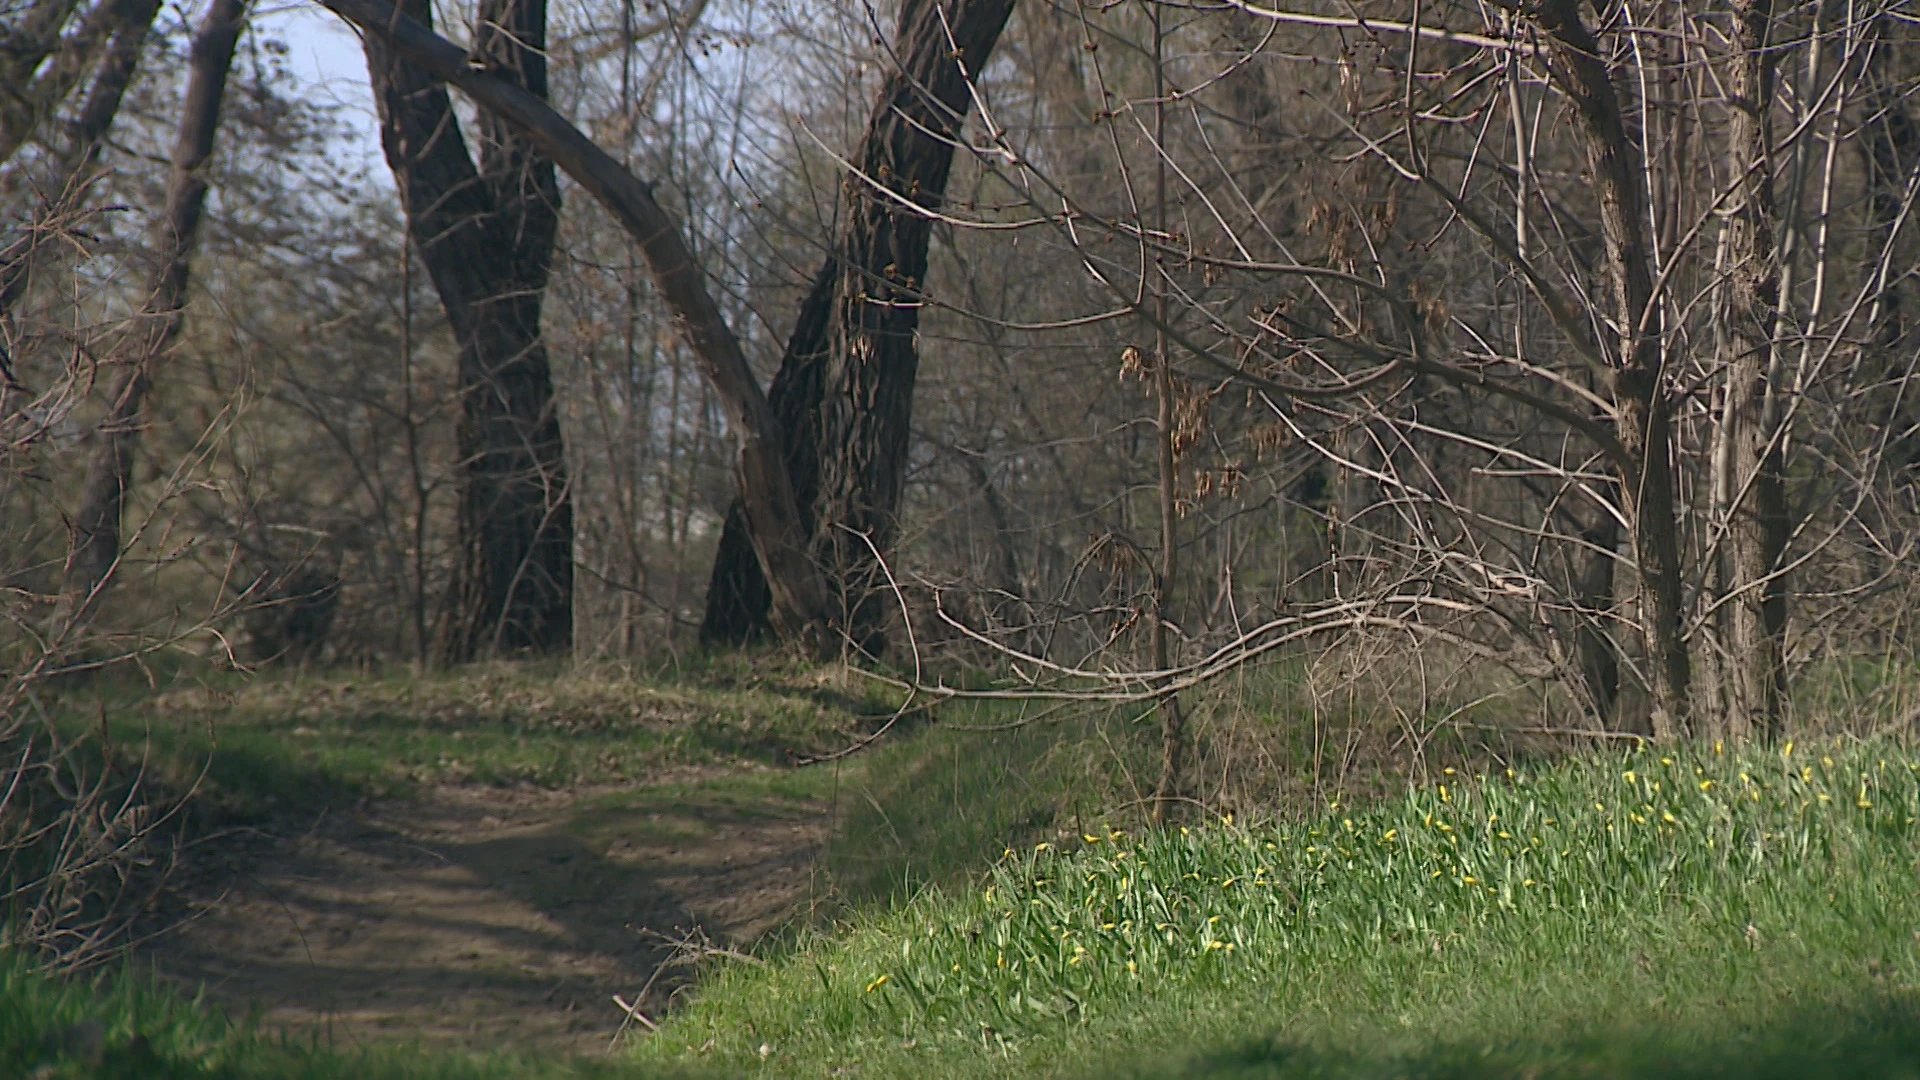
[634,739,1920,1078]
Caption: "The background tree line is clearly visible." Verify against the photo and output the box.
[5,0,1920,833]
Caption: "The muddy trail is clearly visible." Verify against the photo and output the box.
[140,779,832,1056]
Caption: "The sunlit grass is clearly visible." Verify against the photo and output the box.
[637,737,1920,1077]
[41,659,902,815]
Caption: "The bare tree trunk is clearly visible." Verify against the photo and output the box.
[700,261,837,646]
[1150,336,1185,817]
[1719,0,1788,742]
[699,0,1016,653]
[361,0,572,662]
[56,0,156,163]
[1574,516,1622,725]
[324,0,835,641]
[1534,0,1690,736]
[953,444,1022,599]
[49,0,246,645]
[0,0,87,89]
[1701,377,1734,726]
[1147,2,1184,822]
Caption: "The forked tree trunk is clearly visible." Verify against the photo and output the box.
[1533,0,1690,736]
[1719,0,1788,742]
[362,0,572,662]
[700,0,1016,653]
[49,0,245,645]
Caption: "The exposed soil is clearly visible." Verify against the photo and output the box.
[140,778,831,1057]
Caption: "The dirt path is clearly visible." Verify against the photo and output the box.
[142,780,830,1056]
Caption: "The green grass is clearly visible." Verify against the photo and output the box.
[40,659,903,818]
[37,657,1125,917]
[816,700,1150,906]
[633,738,1920,1077]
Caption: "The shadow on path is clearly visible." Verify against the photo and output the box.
[142,781,829,1056]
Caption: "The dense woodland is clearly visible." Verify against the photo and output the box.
[4,0,1920,975]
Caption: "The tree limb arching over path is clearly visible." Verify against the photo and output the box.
[319,0,838,642]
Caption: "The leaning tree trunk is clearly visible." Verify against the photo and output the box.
[362,0,572,663]
[326,0,834,642]
[700,262,838,645]
[49,0,245,646]
[1535,0,1691,736]
[0,0,158,169]
[58,0,159,168]
[700,0,1017,652]
[1719,0,1789,742]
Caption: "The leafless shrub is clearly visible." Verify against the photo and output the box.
[821,0,1920,813]
[0,686,189,972]
[0,153,246,972]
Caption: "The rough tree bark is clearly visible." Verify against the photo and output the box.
[361,0,573,662]
[1573,515,1623,725]
[1719,0,1788,742]
[1531,0,1691,736]
[700,0,1017,653]
[699,263,838,645]
[321,0,835,641]
[49,0,247,644]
